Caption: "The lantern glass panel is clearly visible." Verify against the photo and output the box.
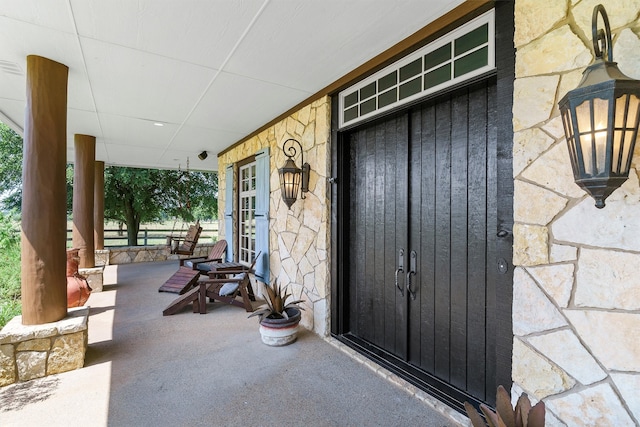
[279,166,301,206]
[619,130,633,173]
[561,107,580,176]
[615,94,640,174]
[612,97,620,170]
[629,94,640,125]
[576,100,595,175]
[594,97,609,175]
[575,98,609,175]
[612,103,622,173]
[614,94,640,128]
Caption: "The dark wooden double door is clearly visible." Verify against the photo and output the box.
[340,79,511,408]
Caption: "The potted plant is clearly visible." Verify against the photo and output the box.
[249,280,304,346]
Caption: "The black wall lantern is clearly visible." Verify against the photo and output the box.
[559,4,640,208]
[278,138,310,209]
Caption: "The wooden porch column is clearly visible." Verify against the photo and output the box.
[72,135,95,268]
[94,161,105,250]
[21,55,69,325]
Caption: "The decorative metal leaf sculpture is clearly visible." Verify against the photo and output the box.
[465,385,545,427]
[527,400,545,427]
[465,401,488,427]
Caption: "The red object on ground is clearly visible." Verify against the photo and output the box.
[66,248,92,307]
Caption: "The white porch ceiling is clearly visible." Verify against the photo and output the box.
[0,0,465,172]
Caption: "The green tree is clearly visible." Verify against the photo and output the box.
[0,123,24,211]
[0,121,219,245]
[0,123,73,213]
[186,171,219,221]
[104,166,218,246]
[0,211,21,327]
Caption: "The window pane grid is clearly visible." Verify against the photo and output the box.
[239,162,257,265]
[339,9,494,129]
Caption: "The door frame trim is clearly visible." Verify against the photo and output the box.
[330,1,514,413]
[335,333,485,413]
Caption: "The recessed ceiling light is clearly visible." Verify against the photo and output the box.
[153,122,164,127]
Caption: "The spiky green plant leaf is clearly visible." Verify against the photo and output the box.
[247,279,305,320]
[247,306,272,318]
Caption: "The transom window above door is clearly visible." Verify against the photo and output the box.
[339,9,495,129]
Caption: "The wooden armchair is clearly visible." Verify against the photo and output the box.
[162,252,260,315]
[199,252,261,312]
[180,239,227,273]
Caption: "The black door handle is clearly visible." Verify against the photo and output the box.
[406,250,417,301]
[395,249,405,296]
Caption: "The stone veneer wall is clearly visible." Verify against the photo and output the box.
[0,307,89,386]
[513,0,640,425]
[106,243,215,265]
[218,97,331,336]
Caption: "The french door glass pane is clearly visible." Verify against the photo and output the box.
[239,162,257,264]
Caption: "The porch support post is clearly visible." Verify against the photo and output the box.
[94,161,105,250]
[72,134,95,268]
[21,55,69,325]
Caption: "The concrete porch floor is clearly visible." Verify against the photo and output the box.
[0,260,467,426]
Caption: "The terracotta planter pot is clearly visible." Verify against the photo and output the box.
[66,248,92,307]
[259,308,301,346]
[66,248,80,276]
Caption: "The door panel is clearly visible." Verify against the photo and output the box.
[345,80,499,406]
[411,102,437,374]
[348,114,409,358]
[407,83,496,396]
[466,84,491,398]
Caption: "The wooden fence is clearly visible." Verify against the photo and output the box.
[66,224,219,247]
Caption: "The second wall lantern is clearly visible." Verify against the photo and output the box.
[558,4,640,208]
[278,138,309,209]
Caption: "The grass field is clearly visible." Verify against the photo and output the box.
[0,214,20,327]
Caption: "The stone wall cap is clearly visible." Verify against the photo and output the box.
[60,307,89,334]
[0,316,58,343]
[78,267,104,274]
[0,308,89,344]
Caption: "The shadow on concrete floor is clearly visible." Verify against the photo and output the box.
[0,261,465,427]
